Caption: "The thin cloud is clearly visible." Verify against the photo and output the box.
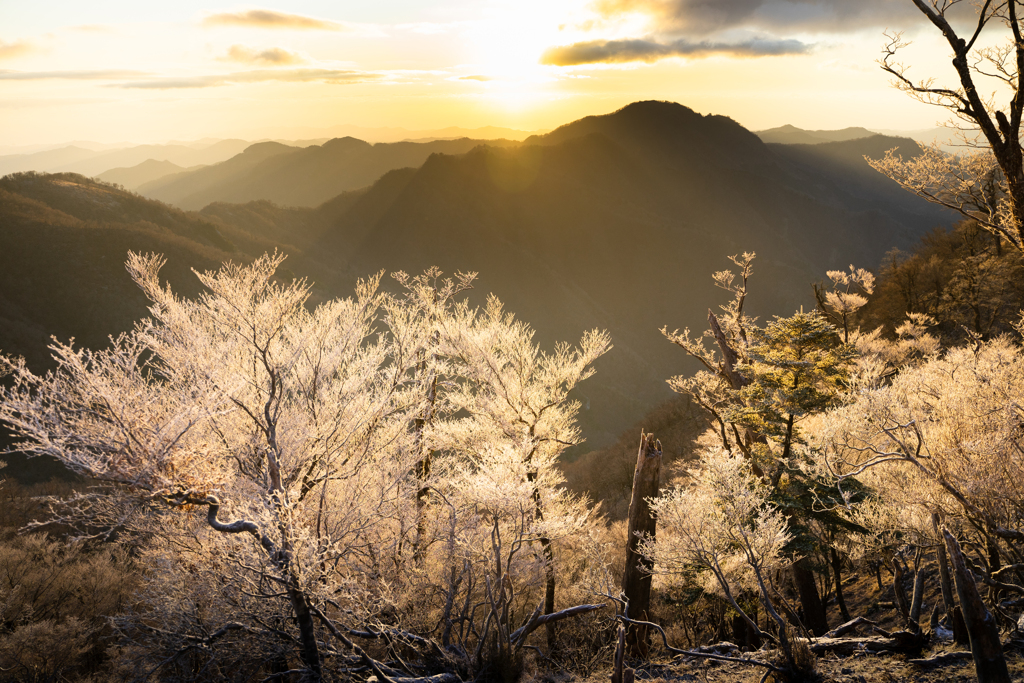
[541,36,809,65]
[202,9,346,31]
[457,75,492,81]
[220,45,306,65]
[0,69,148,80]
[0,40,34,60]
[118,68,380,89]
[68,25,116,33]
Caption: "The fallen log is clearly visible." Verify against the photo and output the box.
[808,630,928,656]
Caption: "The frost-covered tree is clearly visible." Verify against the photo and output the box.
[641,449,796,660]
[0,253,609,680]
[662,254,863,637]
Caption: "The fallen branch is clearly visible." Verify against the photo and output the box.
[614,615,782,674]
[824,617,877,639]
[908,651,973,667]
[509,603,605,647]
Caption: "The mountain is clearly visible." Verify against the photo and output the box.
[755,124,879,145]
[137,137,521,210]
[306,101,955,447]
[96,159,191,190]
[0,146,103,177]
[0,172,346,374]
[0,101,956,469]
[0,140,253,178]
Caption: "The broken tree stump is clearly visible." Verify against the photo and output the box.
[943,529,1011,683]
[621,431,662,659]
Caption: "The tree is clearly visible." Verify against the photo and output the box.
[662,254,864,638]
[871,0,1024,252]
[0,253,610,681]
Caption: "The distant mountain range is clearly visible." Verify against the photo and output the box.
[0,126,543,181]
[755,124,974,152]
[0,140,253,179]
[137,137,521,210]
[755,124,880,145]
[0,101,955,478]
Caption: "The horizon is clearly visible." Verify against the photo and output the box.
[1,1,1000,148]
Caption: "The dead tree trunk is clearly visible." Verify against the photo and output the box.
[621,431,662,659]
[910,568,926,626]
[943,530,1011,683]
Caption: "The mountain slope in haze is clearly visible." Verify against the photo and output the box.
[139,137,521,210]
[313,101,954,447]
[0,140,252,178]
[0,172,345,375]
[766,135,927,208]
[136,141,302,209]
[756,124,879,145]
[96,159,191,190]
[0,146,103,177]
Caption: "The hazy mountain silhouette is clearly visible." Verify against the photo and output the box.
[756,124,879,145]
[96,159,191,190]
[0,140,253,178]
[138,137,520,210]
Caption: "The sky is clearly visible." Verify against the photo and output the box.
[0,0,1000,147]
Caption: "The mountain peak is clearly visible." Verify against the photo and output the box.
[322,136,372,151]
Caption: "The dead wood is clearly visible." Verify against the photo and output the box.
[823,616,878,639]
[908,651,974,667]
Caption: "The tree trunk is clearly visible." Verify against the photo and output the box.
[830,547,851,622]
[791,559,828,636]
[932,513,956,615]
[621,431,662,658]
[541,536,556,651]
[943,530,1011,683]
[288,586,324,681]
[910,567,925,626]
[891,557,911,622]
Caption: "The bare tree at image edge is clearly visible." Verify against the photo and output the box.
[873,0,1024,252]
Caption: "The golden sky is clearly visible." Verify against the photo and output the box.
[0,1,996,146]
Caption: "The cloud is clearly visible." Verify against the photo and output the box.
[68,25,116,33]
[0,40,34,60]
[202,9,345,31]
[457,74,492,81]
[541,35,809,65]
[0,69,148,80]
[220,45,306,65]
[592,0,925,35]
[117,68,380,89]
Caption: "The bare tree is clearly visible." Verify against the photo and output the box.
[871,0,1024,251]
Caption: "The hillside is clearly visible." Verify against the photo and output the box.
[96,158,190,190]
[0,172,344,373]
[138,136,521,210]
